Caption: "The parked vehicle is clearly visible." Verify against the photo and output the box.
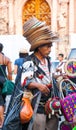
[68,48,76,59]
[51,60,59,73]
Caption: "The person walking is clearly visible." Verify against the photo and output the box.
[2,17,59,130]
[0,43,12,128]
[21,17,59,130]
[14,48,29,75]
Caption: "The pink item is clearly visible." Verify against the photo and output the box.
[60,93,76,122]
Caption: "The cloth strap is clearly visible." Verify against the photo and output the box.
[27,92,41,130]
[0,65,7,80]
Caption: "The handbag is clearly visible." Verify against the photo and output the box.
[60,121,72,130]
[0,65,14,95]
[20,90,33,124]
[45,76,61,116]
[60,80,76,124]
[2,79,14,95]
[60,93,76,123]
[45,97,61,115]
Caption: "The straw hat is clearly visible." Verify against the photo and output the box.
[19,48,28,54]
[23,17,59,51]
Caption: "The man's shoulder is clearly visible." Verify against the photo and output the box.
[3,54,11,64]
[23,53,35,62]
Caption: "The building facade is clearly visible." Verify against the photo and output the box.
[0,0,76,58]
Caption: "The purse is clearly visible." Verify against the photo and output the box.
[0,65,14,95]
[60,121,72,130]
[45,76,61,117]
[20,90,33,124]
[2,79,14,95]
[59,77,76,126]
[60,92,76,123]
[45,97,61,115]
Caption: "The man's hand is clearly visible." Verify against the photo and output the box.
[28,82,50,96]
[56,68,62,73]
[38,83,50,95]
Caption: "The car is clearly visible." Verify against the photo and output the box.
[68,48,76,59]
[51,60,59,73]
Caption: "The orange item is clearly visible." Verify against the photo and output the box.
[20,97,33,124]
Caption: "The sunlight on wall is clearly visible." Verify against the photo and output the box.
[0,35,31,63]
[70,33,76,48]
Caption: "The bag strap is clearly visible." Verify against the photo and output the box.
[31,56,51,82]
[0,65,7,80]
[27,92,41,130]
[51,75,60,97]
[27,56,51,130]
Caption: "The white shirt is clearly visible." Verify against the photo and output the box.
[55,60,65,75]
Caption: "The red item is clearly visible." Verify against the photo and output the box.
[22,78,26,87]
[47,84,52,88]
[45,97,61,114]
[38,74,44,80]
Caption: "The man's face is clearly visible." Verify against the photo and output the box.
[58,55,63,61]
[38,43,52,57]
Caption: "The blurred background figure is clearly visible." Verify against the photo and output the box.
[14,48,29,75]
[56,53,65,75]
[0,43,12,128]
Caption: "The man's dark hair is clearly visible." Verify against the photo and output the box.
[59,53,64,57]
[0,43,4,52]
[19,52,28,58]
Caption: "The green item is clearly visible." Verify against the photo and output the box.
[0,65,14,95]
[2,79,14,95]
[72,126,76,130]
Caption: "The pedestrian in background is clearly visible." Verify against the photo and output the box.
[0,43,12,128]
[14,48,29,75]
[56,53,65,75]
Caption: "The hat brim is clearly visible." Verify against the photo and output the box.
[30,39,53,51]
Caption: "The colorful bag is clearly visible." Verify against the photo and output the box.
[60,93,76,123]
[45,97,61,115]
[64,59,76,78]
[60,121,72,130]
[20,97,33,124]
[2,79,14,95]
[59,78,76,95]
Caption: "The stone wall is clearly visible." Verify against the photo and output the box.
[0,0,9,34]
[0,0,75,58]
[57,1,70,58]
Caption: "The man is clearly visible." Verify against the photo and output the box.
[21,17,59,130]
[0,43,12,128]
[56,53,65,75]
[14,48,29,75]
[0,43,12,80]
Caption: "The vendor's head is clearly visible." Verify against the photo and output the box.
[34,42,52,58]
[23,17,59,57]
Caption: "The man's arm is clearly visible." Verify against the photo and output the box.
[4,56,12,80]
[28,82,50,95]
